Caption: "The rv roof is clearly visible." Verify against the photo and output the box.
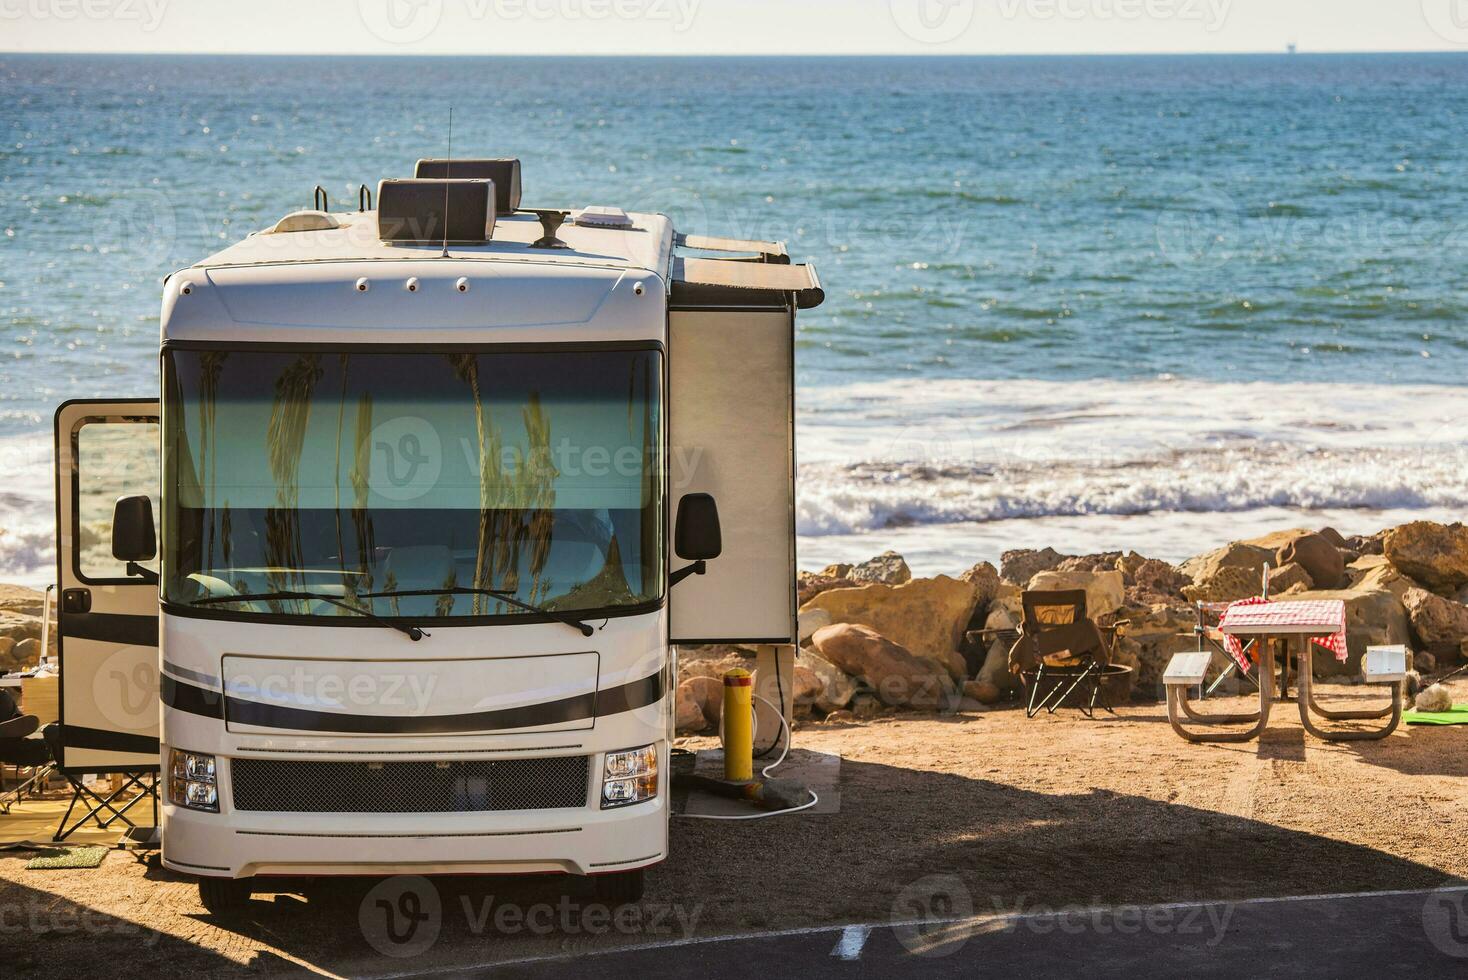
[193,209,677,279]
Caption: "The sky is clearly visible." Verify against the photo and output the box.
[1,0,1465,56]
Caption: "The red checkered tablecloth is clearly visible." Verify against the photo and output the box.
[1218,598,1348,671]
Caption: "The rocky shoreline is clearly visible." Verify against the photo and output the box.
[676,521,1468,734]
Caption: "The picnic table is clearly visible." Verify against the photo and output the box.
[1164,599,1405,743]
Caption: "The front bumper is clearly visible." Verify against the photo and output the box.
[161,749,668,880]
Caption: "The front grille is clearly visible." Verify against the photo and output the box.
[230,756,590,814]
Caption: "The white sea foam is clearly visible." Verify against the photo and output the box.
[795,378,1468,568]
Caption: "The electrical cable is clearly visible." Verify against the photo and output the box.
[676,692,820,821]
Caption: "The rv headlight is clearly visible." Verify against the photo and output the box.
[170,749,219,813]
[601,744,658,809]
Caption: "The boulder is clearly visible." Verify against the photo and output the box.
[795,648,858,713]
[846,551,912,586]
[811,623,957,710]
[1402,587,1468,651]
[791,665,824,713]
[12,637,41,668]
[0,636,21,673]
[1384,521,1468,593]
[1267,562,1314,595]
[1182,565,1261,604]
[802,576,978,682]
[1180,539,1274,582]
[1026,569,1125,618]
[1277,533,1346,590]
[1347,554,1419,602]
[682,675,724,728]
[798,571,857,606]
[1317,526,1350,550]
[974,630,1020,696]
[1058,552,1124,574]
[964,679,1002,704]
[1124,556,1191,603]
[798,607,833,645]
[1000,548,1070,585]
[675,682,708,733]
[960,561,1001,612]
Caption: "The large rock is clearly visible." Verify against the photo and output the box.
[1384,521,1468,593]
[832,551,912,586]
[797,571,857,606]
[681,675,724,728]
[1267,561,1314,595]
[1277,533,1346,590]
[675,682,708,733]
[1182,565,1262,604]
[798,607,833,644]
[802,576,978,682]
[796,648,858,713]
[1122,555,1191,603]
[1179,540,1274,601]
[1402,587,1468,651]
[1000,548,1070,585]
[811,623,957,710]
[960,561,1001,612]
[1026,569,1125,618]
[1347,554,1418,601]
[973,631,1020,695]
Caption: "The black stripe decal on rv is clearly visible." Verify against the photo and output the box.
[161,672,665,734]
[64,612,159,647]
[61,725,160,756]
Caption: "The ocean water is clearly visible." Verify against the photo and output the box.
[3,53,1468,584]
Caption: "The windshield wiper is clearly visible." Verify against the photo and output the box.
[190,591,429,641]
[362,587,595,638]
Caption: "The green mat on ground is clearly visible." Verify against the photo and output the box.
[24,845,109,869]
[1405,705,1468,726]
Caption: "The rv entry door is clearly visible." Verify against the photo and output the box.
[53,400,160,772]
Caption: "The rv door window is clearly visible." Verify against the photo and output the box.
[162,348,663,625]
[74,420,161,581]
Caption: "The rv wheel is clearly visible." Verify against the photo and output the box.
[592,868,645,907]
[198,876,252,915]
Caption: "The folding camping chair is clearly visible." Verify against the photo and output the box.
[43,725,159,843]
[0,713,53,814]
[1008,590,1126,718]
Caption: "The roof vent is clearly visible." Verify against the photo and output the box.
[377,178,496,245]
[270,210,341,234]
[414,158,522,213]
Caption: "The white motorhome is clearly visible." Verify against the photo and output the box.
[52,159,821,911]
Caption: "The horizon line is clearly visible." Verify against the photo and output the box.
[4,48,1468,58]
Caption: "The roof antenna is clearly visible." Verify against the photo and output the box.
[440,106,453,258]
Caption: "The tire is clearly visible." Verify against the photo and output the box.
[592,868,645,907]
[198,876,252,915]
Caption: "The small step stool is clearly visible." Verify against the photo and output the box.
[1363,645,1408,684]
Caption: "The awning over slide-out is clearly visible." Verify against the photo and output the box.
[671,256,825,309]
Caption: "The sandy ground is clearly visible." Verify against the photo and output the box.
[2,680,1466,977]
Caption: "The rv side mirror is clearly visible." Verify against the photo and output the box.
[112,495,158,576]
[675,493,722,562]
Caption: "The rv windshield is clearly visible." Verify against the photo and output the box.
[162,347,663,623]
